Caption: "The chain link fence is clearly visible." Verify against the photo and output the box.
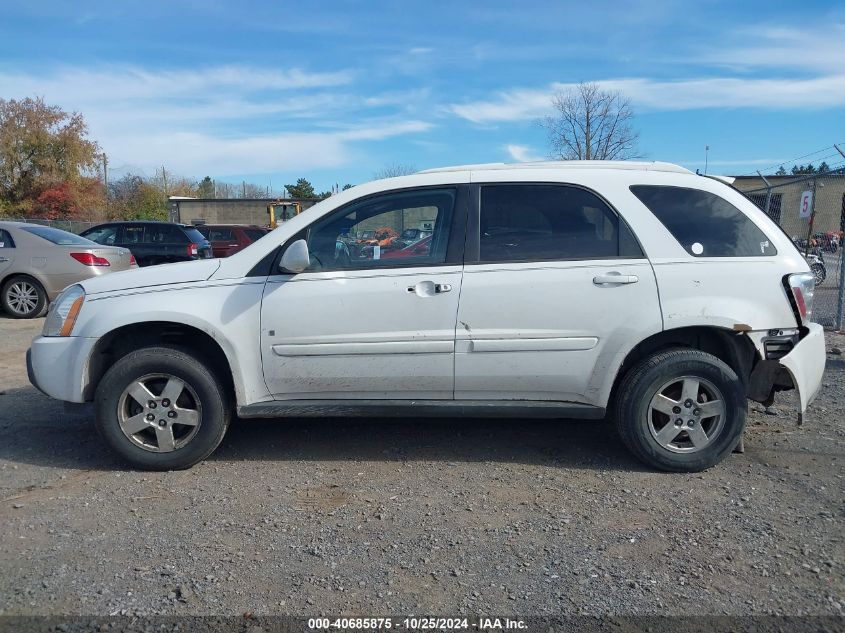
[739,173,845,330]
[18,218,99,235]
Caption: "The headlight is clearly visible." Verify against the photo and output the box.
[43,285,85,337]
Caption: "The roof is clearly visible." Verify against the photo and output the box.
[419,160,693,175]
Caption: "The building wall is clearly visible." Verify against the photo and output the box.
[732,175,845,238]
[170,198,319,226]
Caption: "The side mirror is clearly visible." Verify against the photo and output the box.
[279,239,310,273]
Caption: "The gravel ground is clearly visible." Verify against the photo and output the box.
[0,316,843,618]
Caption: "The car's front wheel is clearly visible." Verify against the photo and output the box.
[95,346,230,470]
[614,349,746,472]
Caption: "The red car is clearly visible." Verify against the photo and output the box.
[195,225,270,258]
[383,235,432,259]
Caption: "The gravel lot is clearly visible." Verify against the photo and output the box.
[0,316,843,618]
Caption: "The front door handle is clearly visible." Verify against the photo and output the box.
[593,273,639,285]
[406,281,452,297]
[0,256,9,262]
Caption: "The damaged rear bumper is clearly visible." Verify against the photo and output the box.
[748,323,826,423]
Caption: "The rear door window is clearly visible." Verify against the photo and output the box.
[208,228,235,242]
[478,184,643,262]
[630,185,776,257]
[0,229,14,248]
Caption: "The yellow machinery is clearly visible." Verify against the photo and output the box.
[266,201,302,229]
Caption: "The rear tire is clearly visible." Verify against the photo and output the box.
[1,275,47,318]
[614,349,746,472]
[94,346,230,470]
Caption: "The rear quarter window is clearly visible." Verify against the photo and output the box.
[183,227,207,243]
[630,185,776,257]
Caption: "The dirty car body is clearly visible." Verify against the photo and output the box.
[28,161,826,471]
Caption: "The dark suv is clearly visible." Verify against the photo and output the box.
[80,222,213,267]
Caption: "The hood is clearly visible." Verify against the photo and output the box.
[80,259,221,296]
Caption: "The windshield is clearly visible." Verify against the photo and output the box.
[21,225,97,246]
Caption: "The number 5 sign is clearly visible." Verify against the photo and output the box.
[799,190,813,219]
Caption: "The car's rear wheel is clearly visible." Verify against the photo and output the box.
[1,275,47,318]
[94,346,230,470]
[614,349,746,472]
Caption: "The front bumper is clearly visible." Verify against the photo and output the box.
[28,335,99,403]
[779,323,826,415]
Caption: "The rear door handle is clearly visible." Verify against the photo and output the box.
[593,273,638,285]
[0,257,9,262]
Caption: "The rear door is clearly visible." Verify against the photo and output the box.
[119,223,152,265]
[454,183,662,406]
[206,227,238,257]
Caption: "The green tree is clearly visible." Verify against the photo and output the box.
[196,176,215,198]
[792,163,817,175]
[284,178,316,198]
[342,183,354,190]
[774,165,787,176]
[0,97,101,212]
[817,161,830,173]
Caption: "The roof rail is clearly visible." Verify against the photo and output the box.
[418,160,693,175]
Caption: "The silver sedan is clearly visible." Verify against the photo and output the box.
[0,221,137,318]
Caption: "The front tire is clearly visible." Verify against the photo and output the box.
[614,349,746,472]
[1,275,47,318]
[94,346,230,470]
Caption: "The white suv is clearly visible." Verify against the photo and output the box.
[27,161,826,472]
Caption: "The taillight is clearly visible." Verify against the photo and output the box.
[786,272,815,325]
[129,254,137,266]
[70,252,110,267]
[187,243,199,256]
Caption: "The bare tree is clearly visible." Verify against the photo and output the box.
[373,163,417,179]
[538,82,639,161]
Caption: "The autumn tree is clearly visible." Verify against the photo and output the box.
[538,82,639,160]
[0,97,101,215]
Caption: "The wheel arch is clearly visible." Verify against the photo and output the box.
[609,326,760,408]
[83,320,238,405]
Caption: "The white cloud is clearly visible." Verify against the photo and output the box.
[0,65,433,177]
[448,74,845,123]
[506,144,543,162]
[697,23,845,72]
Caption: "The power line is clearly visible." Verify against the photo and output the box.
[744,143,845,176]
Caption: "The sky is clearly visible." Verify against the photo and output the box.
[2,0,844,193]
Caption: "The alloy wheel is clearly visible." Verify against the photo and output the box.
[7,281,39,315]
[647,376,726,453]
[117,373,202,452]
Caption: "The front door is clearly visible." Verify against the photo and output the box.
[455,183,662,405]
[260,186,467,400]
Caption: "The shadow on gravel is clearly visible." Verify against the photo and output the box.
[0,385,648,473]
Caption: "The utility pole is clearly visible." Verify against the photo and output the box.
[704,145,710,175]
[242,181,246,198]
[102,153,108,193]
[161,166,168,196]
